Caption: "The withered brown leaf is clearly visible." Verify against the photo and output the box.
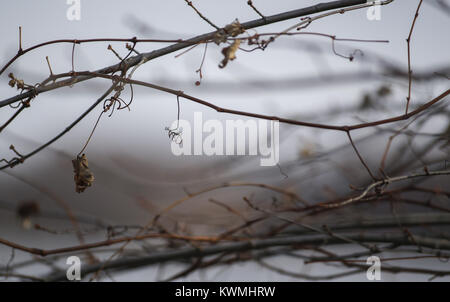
[72,154,94,193]
[224,20,245,37]
[219,39,241,69]
[212,19,245,45]
[8,72,25,90]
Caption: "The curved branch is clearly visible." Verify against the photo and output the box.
[0,0,372,108]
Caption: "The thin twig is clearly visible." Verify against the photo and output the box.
[247,0,266,19]
[405,0,424,114]
[184,0,220,30]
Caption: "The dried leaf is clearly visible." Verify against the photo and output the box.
[8,73,16,87]
[7,72,25,90]
[17,201,40,230]
[17,201,40,219]
[376,85,391,97]
[15,79,25,90]
[359,93,373,110]
[72,154,95,193]
[212,31,228,45]
[212,19,245,45]
[224,19,245,37]
[219,39,241,69]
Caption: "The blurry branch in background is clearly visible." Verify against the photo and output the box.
[426,0,450,16]
[1,0,450,281]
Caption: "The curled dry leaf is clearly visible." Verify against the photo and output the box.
[8,72,25,90]
[224,19,245,37]
[212,19,245,45]
[72,153,95,193]
[8,73,15,87]
[219,39,241,69]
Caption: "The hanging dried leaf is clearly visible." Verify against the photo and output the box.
[72,154,95,193]
[219,39,241,69]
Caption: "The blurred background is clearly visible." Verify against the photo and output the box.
[0,0,449,281]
